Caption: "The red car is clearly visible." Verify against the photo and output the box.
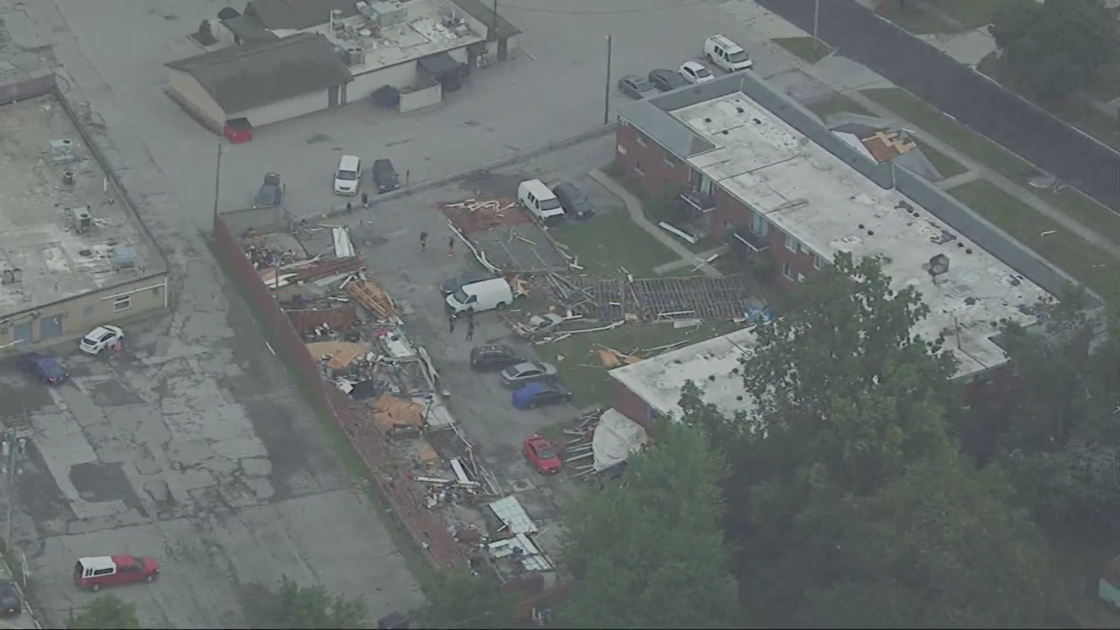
[523,434,562,475]
[73,555,159,592]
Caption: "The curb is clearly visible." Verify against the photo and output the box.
[290,122,618,224]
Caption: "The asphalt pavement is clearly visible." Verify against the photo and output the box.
[755,0,1120,212]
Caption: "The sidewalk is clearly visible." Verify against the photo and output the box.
[587,169,723,279]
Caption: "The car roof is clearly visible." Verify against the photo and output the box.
[475,343,512,354]
[682,61,705,70]
[78,556,116,571]
[517,381,550,395]
[110,554,139,566]
[87,326,117,337]
[526,434,553,446]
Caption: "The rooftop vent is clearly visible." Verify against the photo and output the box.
[50,139,75,164]
[0,268,22,285]
[115,245,138,271]
[927,253,950,285]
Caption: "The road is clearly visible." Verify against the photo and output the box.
[755,0,1120,212]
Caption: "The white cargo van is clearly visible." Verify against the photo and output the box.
[517,179,565,225]
[334,155,362,195]
[445,277,514,315]
[705,35,753,72]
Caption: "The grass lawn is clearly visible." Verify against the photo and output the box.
[949,180,1119,300]
[1033,186,1120,248]
[931,0,1001,28]
[534,322,739,408]
[861,87,1036,181]
[772,37,832,64]
[885,3,954,34]
[807,93,874,118]
[914,139,967,179]
[550,211,680,278]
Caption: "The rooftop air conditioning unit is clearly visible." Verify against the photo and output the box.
[357,1,375,19]
[345,45,365,66]
[50,139,75,164]
[369,0,407,28]
[69,206,93,234]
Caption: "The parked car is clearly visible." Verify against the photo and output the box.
[617,75,657,99]
[73,555,159,592]
[513,382,573,410]
[470,344,523,371]
[16,352,68,385]
[0,580,21,616]
[552,181,595,220]
[704,34,753,71]
[79,325,124,356]
[679,61,714,84]
[253,172,283,208]
[372,158,399,194]
[441,270,497,296]
[333,154,362,196]
[522,433,562,474]
[500,361,558,388]
[648,68,687,92]
[445,277,514,315]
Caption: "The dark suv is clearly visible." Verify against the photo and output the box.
[372,159,399,194]
[552,182,595,220]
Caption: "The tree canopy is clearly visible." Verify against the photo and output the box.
[990,0,1117,99]
[70,595,141,630]
[247,576,366,630]
[679,253,1057,627]
[415,571,519,629]
[558,420,737,629]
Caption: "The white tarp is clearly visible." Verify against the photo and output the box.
[332,227,354,258]
[592,408,649,472]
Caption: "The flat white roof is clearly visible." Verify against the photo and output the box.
[282,0,484,75]
[670,94,1051,378]
[610,327,760,423]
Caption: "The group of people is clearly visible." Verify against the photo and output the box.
[417,231,457,257]
[448,307,477,341]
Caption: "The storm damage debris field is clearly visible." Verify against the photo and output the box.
[440,197,568,273]
[556,275,760,322]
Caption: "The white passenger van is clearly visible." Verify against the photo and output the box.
[517,179,565,225]
[334,155,362,195]
[705,35,754,72]
[445,277,514,315]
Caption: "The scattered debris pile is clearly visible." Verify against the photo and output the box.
[344,277,398,320]
[484,496,555,589]
[440,197,568,273]
[556,274,761,322]
[562,409,647,482]
[439,197,528,232]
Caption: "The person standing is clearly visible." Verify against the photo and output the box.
[448,311,456,333]
[448,236,456,257]
[420,231,428,252]
[361,192,370,208]
[466,317,475,342]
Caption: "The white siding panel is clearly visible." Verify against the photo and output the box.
[234,90,329,127]
[348,62,418,101]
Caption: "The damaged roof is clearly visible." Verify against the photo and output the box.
[243,0,360,30]
[166,33,352,113]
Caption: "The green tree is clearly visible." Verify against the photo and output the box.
[255,576,367,629]
[558,420,736,629]
[70,595,141,630]
[416,571,519,629]
[991,0,1117,99]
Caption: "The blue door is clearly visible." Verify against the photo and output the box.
[40,315,63,340]
[12,322,32,346]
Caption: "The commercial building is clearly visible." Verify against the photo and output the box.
[608,73,1068,428]
[0,95,168,352]
[171,0,518,130]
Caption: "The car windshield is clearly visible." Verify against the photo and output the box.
[727,50,749,63]
[452,288,470,304]
[535,444,558,459]
[541,198,561,211]
[336,170,359,181]
[41,361,64,377]
[634,79,654,91]
[695,66,712,78]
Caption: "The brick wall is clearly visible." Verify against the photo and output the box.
[615,123,692,197]
[611,380,657,434]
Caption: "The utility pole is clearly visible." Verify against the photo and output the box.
[813,0,820,52]
[603,35,613,126]
[212,143,224,222]
[4,433,18,545]
[489,0,499,41]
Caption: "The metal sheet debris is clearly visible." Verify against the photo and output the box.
[488,496,537,535]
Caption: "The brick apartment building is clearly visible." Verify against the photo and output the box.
[607,74,1063,430]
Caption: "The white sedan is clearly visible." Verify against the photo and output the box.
[79,325,124,355]
[680,61,715,85]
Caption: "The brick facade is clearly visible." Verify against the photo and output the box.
[611,380,657,433]
[615,122,693,197]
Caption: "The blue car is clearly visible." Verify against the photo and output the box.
[16,352,69,385]
[512,381,573,410]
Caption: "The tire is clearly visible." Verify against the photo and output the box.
[91,584,101,593]
[495,302,508,310]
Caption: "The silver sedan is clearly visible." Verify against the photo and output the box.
[500,361,559,388]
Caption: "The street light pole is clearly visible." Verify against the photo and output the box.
[212,143,224,223]
[813,0,820,52]
[603,35,613,126]
[4,434,15,544]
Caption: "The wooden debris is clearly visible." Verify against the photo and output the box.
[306,342,367,371]
[344,278,398,320]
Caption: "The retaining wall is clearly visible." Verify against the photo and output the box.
[212,212,462,570]
[0,73,56,104]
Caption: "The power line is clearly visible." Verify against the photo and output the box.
[495,0,717,15]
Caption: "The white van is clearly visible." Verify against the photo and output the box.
[517,179,565,225]
[705,35,753,72]
[445,277,514,315]
[334,155,362,195]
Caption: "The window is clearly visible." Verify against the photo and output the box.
[636,133,648,148]
[797,273,806,283]
[634,160,644,176]
[797,242,806,254]
[93,568,114,577]
[664,153,678,168]
[113,295,132,312]
[785,233,798,252]
[750,212,768,237]
[83,305,94,317]
[813,255,824,270]
[782,262,792,279]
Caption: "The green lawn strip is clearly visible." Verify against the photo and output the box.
[208,240,439,590]
[807,93,874,118]
[948,181,1118,300]
[886,3,954,34]
[534,322,738,408]
[932,0,1001,28]
[913,139,967,179]
[772,37,832,64]
[550,211,680,278]
[1032,186,1120,248]
[861,87,1036,182]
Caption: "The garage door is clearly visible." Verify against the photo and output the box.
[12,321,32,345]
[40,315,63,340]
